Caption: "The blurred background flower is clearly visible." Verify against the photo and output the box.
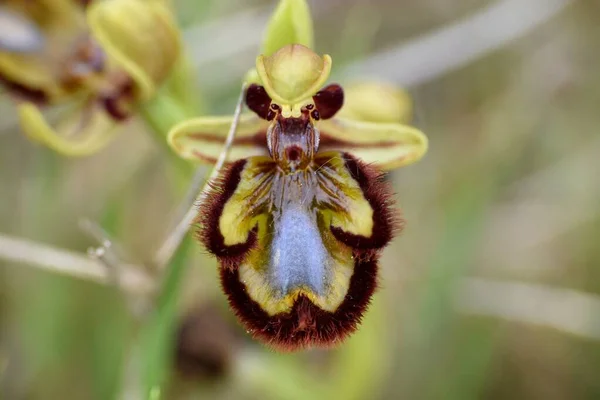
[0,0,184,156]
[174,304,241,381]
[1,0,600,399]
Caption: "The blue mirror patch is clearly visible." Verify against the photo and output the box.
[269,205,328,296]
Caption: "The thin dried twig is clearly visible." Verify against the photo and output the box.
[170,166,208,228]
[79,218,126,284]
[0,233,153,293]
[153,83,248,269]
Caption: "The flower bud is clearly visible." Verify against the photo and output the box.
[87,0,181,101]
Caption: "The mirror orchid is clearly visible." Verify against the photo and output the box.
[168,44,428,350]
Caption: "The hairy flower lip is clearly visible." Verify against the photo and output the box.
[220,255,378,351]
[163,0,429,351]
[196,153,398,351]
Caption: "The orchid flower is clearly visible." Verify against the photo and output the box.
[167,0,428,351]
[0,0,181,156]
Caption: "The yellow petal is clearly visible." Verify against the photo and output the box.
[336,81,413,124]
[167,113,270,164]
[87,0,181,101]
[0,52,60,99]
[256,44,331,105]
[19,101,119,156]
[318,117,428,170]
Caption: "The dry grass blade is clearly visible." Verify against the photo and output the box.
[342,0,573,86]
[0,233,153,293]
[458,278,600,340]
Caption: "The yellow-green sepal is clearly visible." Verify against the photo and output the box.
[167,113,269,165]
[261,0,314,57]
[318,118,428,170]
[256,44,331,106]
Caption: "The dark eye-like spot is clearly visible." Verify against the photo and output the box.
[245,84,272,120]
[312,84,344,120]
[311,110,320,121]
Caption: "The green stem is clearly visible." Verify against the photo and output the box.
[138,94,194,187]
[140,238,192,399]
[133,53,205,399]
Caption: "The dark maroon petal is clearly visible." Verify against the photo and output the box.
[220,251,379,351]
[313,84,344,120]
[330,153,401,251]
[195,159,258,269]
[245,84,272,120]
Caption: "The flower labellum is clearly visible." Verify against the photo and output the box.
[200,88,397,350]
[168,44,429,350]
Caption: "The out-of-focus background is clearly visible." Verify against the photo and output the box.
[1,0,599,399]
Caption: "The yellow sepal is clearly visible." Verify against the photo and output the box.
[256,44,331,106]
[167,113,269,165]
[319,118,428,170]
[19,101,119,157]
